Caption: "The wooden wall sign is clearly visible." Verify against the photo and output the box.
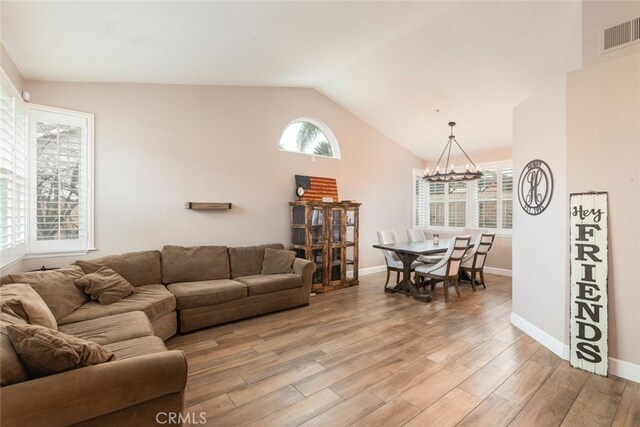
[569,192,608,376]
[295,175,339,202]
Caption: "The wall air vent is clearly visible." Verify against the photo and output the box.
[601,17,640,54]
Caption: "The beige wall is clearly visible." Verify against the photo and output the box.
[20,81,423,271]
[582,1,640,67]
[567,52,640,367]
[0,42,22,93]
[513,52,640,377]
[513,77,569,347]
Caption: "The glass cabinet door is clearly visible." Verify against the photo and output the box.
[310,207,324,245]
[330,247,343,282]
[292,205,306,246]
[311,248,324,284]
[331,208,342,243]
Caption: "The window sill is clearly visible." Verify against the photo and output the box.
[421,227,512,238]
[23,248,97,260]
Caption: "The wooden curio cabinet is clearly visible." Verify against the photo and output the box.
[289,201,361,293]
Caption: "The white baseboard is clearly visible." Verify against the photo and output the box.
[484,267,512,276]
[510,312,570,359]
[609,357,640,383]
[359,265,387,276]
[511,312,640,382]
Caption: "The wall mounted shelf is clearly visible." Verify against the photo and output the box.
[185,202,232,210]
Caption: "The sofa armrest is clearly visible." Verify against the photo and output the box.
[0,350,188,427]
[293,258,315,299]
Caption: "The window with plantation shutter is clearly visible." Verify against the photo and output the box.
[429,182,445,227]
[29,106,94,254]
[412,162,512,234]
[414,171,427,227]
[477,169,498,229]
[501,167,513,229]
[448,181,466,227]
[0,71,27,266]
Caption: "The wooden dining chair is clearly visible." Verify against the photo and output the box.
[376,230,421,288]
[406,229,442,264]
[460,233,495,291]
[415,235,471,302]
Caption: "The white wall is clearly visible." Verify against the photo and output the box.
[20,82,423,271]
[512,77,569,348]
[0,42,22,93]
[582,1,640,67]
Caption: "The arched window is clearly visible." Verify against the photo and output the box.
[278,118,340,159]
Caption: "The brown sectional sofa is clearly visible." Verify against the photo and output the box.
[164,244,314,332]
[0,308,187,426]
[0,242,314,425]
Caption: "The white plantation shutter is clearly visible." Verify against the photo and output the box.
[0,72,27,266]
[477,169,498,229]
[501,167,513,229]
[414,171,427,227]
[429,182,445,227]
[29,106,93,253]
[448,181,466,227]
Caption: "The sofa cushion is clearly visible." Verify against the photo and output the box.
[0,283,58,330]
[58,285,176,325]
[74,250,162,287]
[261,248,296,275]
[236,274,303,296]
[0,312,31,386]
[8,266,88,320]
[6,324,115,378]
[167,279,247,310]
[162,245,230,284]
[58,311,154,345]
[104,336,167,360]
[228,243,284,278]
[74,267,136,305]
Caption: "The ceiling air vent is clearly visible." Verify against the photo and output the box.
[601,17,640,53]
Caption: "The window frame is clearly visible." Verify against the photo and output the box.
[26,103,95,257]
[412,160,513,236]
[278,117,341,160]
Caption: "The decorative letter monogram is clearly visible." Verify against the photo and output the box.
[517,159,554,216]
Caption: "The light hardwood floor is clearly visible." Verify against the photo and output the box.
[166,272,639,426]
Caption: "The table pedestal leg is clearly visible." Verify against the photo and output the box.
[384,252,431,302]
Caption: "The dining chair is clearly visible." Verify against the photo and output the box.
[377,230,421,288]
[414,235,471,302]
[460,233,495,291]
[406,229,442,264]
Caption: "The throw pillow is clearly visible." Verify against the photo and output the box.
[9,266,88,320]
[0,283,58,330]
[73,250,162,287]
[261,248,296,275]
[6,324,115,378]
[74,267,136,305]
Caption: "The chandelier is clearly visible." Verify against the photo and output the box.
[423,122,483,182]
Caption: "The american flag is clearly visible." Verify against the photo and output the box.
[295,175,339,202]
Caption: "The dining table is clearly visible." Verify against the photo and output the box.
[372,239,459,302]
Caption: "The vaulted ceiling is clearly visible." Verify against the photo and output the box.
[1,1,583,159]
